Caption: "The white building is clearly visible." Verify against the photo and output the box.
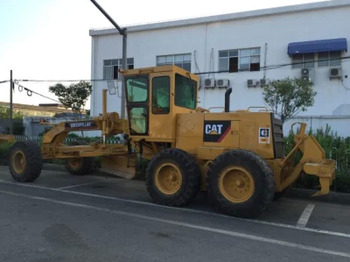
[90,0,350,137]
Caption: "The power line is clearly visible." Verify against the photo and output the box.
[15,78,105,83]
[7,55,350,82]
[14,82,60,103]
[196,55,350,75]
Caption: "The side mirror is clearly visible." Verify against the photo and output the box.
[107,80,117,95]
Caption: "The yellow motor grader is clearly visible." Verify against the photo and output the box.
[8,65,335,218]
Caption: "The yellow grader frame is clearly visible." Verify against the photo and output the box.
[0,134,15,144]
[7,65,335,218]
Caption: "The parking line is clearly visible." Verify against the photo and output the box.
[297,204,315,228]
[56,182,99,190]
[1,179,350,239]
[1,189,350,259]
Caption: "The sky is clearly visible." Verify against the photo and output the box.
[0,0,327,107]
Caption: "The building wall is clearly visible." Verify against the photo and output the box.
[90,1,350,136]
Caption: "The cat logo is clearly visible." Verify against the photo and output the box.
[65,121,97,130]
[205,124,223,135]
[203,121,231,142]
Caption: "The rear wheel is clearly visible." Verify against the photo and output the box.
[146,148,200,206]
[9,141,42,182]
[207,150,275,218]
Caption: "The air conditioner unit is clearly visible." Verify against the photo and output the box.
[204,78,216,89]
[217,79,230,88]
[259,78,270,86]
[247,79,259,88]
[329,67,342,79]
[301,68,314,82]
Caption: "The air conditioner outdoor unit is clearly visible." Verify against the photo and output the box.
[301,68,314,82]
[259,78,270,86]
[329,67,342,79]
[247,79,259,88]
[217,79,230,88]
[204,78,216,89]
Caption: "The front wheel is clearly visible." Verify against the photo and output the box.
[65,157,93,176]
[9,141,43,182]
[146,148,200,207]
[207,150,275,218]
[65,140,93,175]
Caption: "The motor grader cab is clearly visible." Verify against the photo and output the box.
[8,65,335,218]
[122,66,198,144]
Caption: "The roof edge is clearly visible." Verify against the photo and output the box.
[89,1,350,36]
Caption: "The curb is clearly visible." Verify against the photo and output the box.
[285,188,350,206]
[43,163,66,172]
[42,163,121,178]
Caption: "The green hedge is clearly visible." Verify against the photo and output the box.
[287,125,350,193]
[0,142,14,165]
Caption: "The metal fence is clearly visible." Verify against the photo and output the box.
[14,135,123,145]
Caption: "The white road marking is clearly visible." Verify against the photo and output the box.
[1,189,350,259]
[56,182,99,190]
[1,179,350,239]
[297,204,315,228]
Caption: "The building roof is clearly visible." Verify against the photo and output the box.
[0,101,71,114]
[90,0,350,36]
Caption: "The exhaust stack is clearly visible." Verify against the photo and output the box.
[225,88,232,112]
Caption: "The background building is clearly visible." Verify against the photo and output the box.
[0,102,73,117]
[90,0,350,137]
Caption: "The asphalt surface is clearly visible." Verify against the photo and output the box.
[0,165,349,262]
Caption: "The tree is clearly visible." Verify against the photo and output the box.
[0,107,23,119]
[49,81,92,116]
[263,78,316,123]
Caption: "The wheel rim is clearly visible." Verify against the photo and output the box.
[155,163,182,195]
[219,166,255,203]
[67,158,82,170]
[13,151,26,174]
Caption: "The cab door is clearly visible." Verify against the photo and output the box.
[149,73,174,140]
[125,75,149,135]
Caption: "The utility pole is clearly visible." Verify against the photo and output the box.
[90,0,127,119]
[9,70,13,134]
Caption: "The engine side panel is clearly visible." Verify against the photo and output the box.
[176,111,276,160]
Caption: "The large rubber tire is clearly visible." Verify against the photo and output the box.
[9,141,42,182]
[207,150,275,218]
[146,148,200,207]
[65,140,93,176]
[65,157,93,176]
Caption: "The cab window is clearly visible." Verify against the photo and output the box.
[174,74,197,110]
[126,76,148,102]
[152,76,170,114]
[129,107,147,134]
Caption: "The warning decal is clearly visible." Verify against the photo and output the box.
[259,127,270,144]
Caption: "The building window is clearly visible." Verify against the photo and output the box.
[292,51,341,69]
[103,58,134,80]
[317,51,341,67]
[219,48,260,72]
[292,53,315,69]
[156,54,191,71]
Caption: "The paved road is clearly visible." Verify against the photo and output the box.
[0,166,349,262]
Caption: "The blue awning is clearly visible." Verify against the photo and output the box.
[288,38,347,55]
